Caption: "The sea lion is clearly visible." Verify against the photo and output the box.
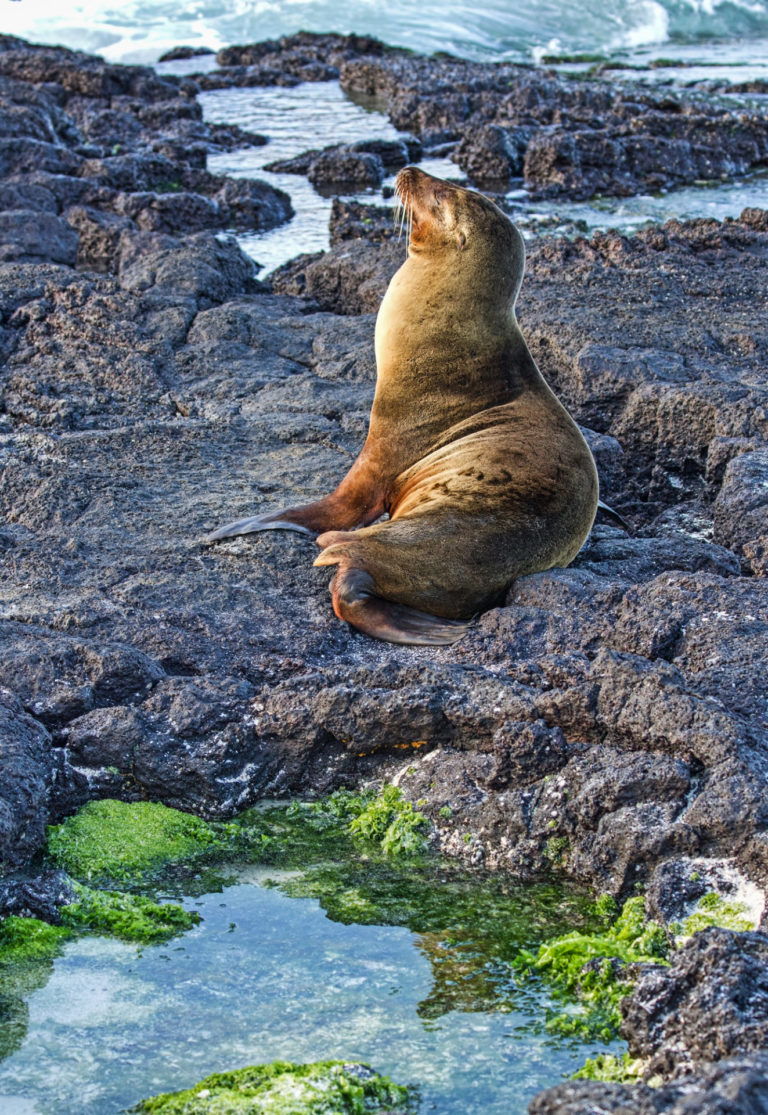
[207,167,599,646]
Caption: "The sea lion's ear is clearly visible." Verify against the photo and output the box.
[457,232,466,252]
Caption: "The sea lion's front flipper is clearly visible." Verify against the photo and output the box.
[207,469,388,543]
[205,512,314,543]
[326,567,471,647]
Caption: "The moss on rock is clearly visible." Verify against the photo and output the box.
[130,1059,413,1114]
[46,800,224,883]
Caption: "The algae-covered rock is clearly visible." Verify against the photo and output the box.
[0,914,70,974]
[131,1060,413,1114]
[0,915,71,1060]
[60,882,199,943]
[515,895,669,1043]
[46,799,224,883]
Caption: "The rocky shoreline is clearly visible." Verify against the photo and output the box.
[1,30,767,1113]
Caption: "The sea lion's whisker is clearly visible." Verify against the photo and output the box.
[394,197,403,238]
[398,188,407,247]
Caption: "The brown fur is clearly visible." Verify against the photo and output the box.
[208,168,599,644]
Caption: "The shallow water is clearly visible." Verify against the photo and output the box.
[201,82,457,274]
[517,168,768,237]
[196,80,768,273]
[0,867,619,1114]
[200,82,410,275]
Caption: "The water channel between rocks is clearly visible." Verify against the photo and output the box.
[0,860,619,1115]
[192,77,768,275]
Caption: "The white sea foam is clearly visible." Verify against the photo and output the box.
[614,0,671,48]
[6,0,768,64]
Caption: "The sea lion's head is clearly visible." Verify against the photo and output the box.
[394,166,525,304]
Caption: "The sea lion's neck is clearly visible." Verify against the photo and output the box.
[375,252,542,395]
[366,252,547,480]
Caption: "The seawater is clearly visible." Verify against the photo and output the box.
[5,0,768,68]
[0,871,620,1114]
[199,82,457,273]
[6,0,768,268]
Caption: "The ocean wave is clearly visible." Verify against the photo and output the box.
[5,0,768,63]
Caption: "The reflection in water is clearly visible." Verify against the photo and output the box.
[0,855,619,1115]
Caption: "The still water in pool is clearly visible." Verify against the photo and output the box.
[0,860,620,1114]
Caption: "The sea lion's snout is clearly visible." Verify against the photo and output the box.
[394,164,419,201]
[395,166,461,244]
[397,165,447,206]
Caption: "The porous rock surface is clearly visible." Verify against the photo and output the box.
[0,31,292,271]
[622,928,768,1078]
[530,1054,768,1115]
[0,33,767,1114]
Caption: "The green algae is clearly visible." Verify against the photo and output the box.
[47,799,225,884]
[540,52,609,64]
[3,799,216,1065]
[0,888,199,1064]
[277,786,429,859]
[0,915,71,968]
[130,1059,413,1114]
[0,917,72,1061]
[347,785,429,856]
[44,788,430,893]
[573,1052,645,1083]
[273,858,599,1020]
[673,891,754,938]
[61,883,200,944]
[516,896,669,1042]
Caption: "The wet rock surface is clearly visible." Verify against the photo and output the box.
[0,33,767,1114]
[530,1054,768,1115]
[339,53,768,199]
[266,138,418,189]
[189,32,768,200]
[622,928,768,1077]
[0,869,76,923]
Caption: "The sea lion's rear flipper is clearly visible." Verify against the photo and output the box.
[329,568,471,647]
[205,512,314,543]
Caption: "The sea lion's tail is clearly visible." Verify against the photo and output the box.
[596,499,630,531]
[323,565,471,647]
